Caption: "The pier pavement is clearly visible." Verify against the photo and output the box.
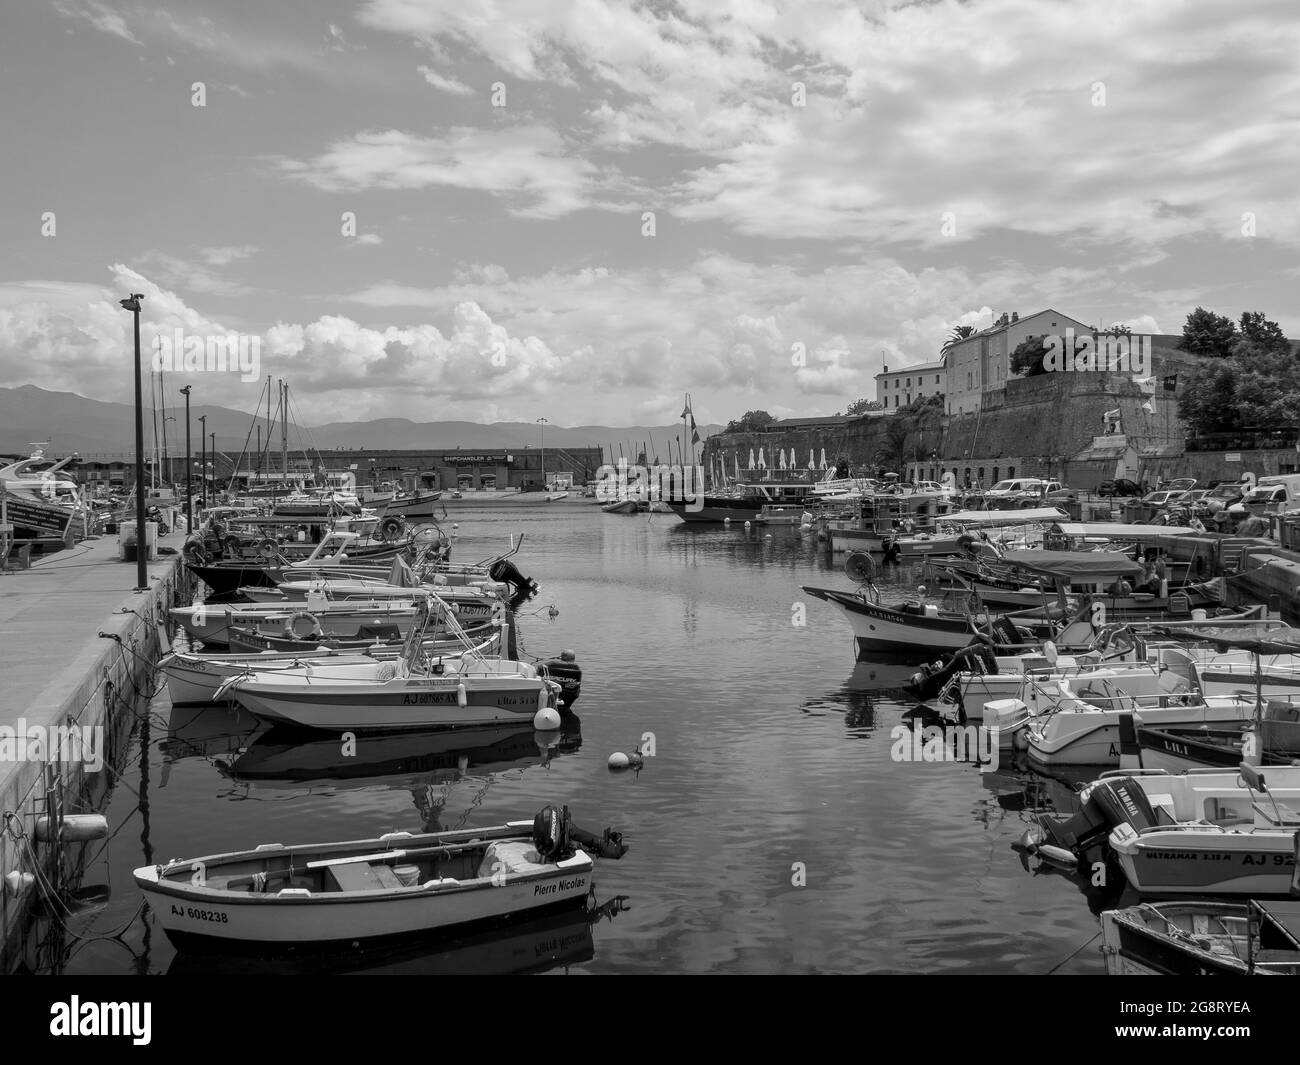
[0,534,186,960]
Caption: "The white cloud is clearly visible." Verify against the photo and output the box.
[417,65,473,96]
[279,126,623,218]
[53,1,141,46]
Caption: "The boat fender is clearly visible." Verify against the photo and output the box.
[1018,825,1045,854]
[4,871,36,900]
[34,813,108,843]
[288,612,323,640]
[1036,844,1079,871]
[534,707,562,731]
[607,751,645,771]
[456,682,467,707]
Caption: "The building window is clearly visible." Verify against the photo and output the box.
[993,467,999,481]
[935,375,940,384]
[906,378,911,387]
[893,396,898,407]
[978,467,984,484]
[967,372,972,389]
[1008,466,1016,479]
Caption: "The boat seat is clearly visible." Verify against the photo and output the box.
[327,863,385,892]
[478,840,548,879]
[370,863,403,889]
[1253,801,1300,828]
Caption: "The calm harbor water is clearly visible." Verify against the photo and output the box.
[29,504,1128,975]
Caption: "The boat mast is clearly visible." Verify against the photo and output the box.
[537,417,548,490]
[280,379,288,484]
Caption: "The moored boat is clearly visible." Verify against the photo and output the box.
[133,807,627,953]
[1100,900,1300,975]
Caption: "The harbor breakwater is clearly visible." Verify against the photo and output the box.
[0,538,189,968]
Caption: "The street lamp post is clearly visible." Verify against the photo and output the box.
[119,293,148,590]
[199,415,206,511]
[210,432,216,499]
[179,386,192,531]
[536,417,548,490]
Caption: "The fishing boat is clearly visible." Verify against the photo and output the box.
[600,498,644,515]
[170,588,503,648]
[379,491,444,523]
[161,627,503,705]
[804,550,1141,659]
[133,807,627,953]
[1100,900,1300,975]
[1030,765,1300,893]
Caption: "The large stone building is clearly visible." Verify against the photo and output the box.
[942,308,1092,414]
[875,360,946,410]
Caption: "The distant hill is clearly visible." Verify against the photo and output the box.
[0,385,721,462]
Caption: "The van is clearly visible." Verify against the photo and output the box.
[1244,474,1300,515]
[985,478,1063,509]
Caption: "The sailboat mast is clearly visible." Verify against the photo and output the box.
[280,379,288,483]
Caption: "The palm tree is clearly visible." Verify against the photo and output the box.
[873,417,911,472]
[942,324,978,350]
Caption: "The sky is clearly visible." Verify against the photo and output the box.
[1,0,1297,428]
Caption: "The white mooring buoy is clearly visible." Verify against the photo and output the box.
[534,707,562,731]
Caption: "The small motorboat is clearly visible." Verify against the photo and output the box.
[134,806,627,953]
[1101,899,1300,975]
[1030,764,1300,894]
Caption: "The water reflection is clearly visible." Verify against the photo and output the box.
[165,894,632,976]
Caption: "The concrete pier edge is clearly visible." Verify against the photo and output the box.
[0,541,188,967]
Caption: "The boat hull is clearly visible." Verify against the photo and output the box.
[1112,828,1299,896]
[802,586,978,656]
[134,828,594,952]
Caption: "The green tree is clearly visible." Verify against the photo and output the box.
[1010,335,1051,376]
[873,416,911,472]
[723,410,776,434]
[845,397,883,416]
[1178,307,1238,358]
[1178,359,1239,434]
[1238,311,1291,355]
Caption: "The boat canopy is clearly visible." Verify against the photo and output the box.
[1050,522,1198,538]
[1146,625,1300,656]
[998,549,1142,579]
[940,507,1067,525]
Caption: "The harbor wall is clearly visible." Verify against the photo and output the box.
[0,548,188,969]
[707,365,1194,483]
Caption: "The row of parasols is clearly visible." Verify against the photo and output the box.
[730,447,830,472]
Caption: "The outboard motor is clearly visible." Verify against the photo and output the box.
[908,643,998,701]
[532,805,628,862]
[1029,776,1162,870]
[489,558,540,611]
[542,650,582,710]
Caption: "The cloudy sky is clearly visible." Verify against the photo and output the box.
[1,0,1297,427]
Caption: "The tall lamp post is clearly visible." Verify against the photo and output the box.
[179,386,192,530]
[536,417,548,490]
[198,415,207,510]
[210,431,216,499]
[119,293,148,590]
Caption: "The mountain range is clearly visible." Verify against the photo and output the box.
[0,385,721,463]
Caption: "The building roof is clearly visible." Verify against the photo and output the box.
[1072,437,1134,462]
[876,360,945,378]
[946,308,1091,345]
[765,415,856,429]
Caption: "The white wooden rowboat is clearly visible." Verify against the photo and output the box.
[134,811,627,953]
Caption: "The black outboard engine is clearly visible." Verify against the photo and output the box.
[532,804,628,861]
[542,650,582,710]
[1028,776,1162,870]
[489,558,540,611]
[908,643,997,701]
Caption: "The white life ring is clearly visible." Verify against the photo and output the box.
[288,612,323,640]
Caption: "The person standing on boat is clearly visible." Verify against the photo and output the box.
[1136,557,1160,595]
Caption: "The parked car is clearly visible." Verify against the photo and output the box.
[1160,477,1198,493]
[1098,478,1142,497]
[1197,482,1246,515]
[984,478,1063,508]
[1135,489,1188,508]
